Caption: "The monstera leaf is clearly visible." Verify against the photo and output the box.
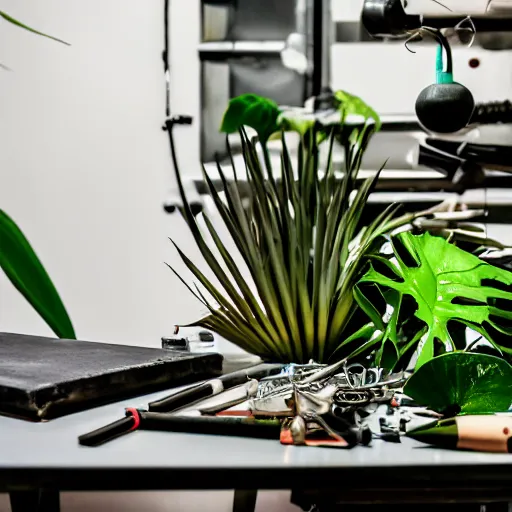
[355,231,512,369]
[403,352,512,415]
[220,94,281,143]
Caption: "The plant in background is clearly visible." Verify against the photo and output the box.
[0,9,74,339]
[168,92,484,363]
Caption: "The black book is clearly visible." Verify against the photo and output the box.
[0,332,222,421]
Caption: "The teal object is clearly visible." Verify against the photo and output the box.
[435,44,454,85]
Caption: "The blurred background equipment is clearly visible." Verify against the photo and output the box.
[161,0,512,349]
[163,0,512,218]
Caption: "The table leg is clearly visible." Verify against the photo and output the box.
[9,490,60,512]
[233,489,258,512]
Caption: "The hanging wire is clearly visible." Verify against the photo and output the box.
[403,11,477,54]
[425,27,452,72]
[404,31,422,53]
[454,16,477,48]
[408,26,453,73]
[430,0,453,11]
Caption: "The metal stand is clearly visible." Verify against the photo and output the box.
[233,489,258,512]
[9,490,60,512]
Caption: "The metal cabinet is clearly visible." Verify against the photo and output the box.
[200,0,314,162]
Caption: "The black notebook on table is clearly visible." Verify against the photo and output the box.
[0,332,223,421]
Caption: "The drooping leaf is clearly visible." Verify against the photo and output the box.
[403,352,512,415]
[220,94,281,143]
[334,90,381,130]
[278,109,316,137]
[0,209,75,339]
[0,11,69,45]
[355,231,512,369]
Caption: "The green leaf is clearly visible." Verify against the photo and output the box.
[220,94,281,143]
[175,91,491,364]
[334,90,381,130]
[355,231,512,370]
[403,352,512,414]
[0,209,75,339]
[278,110,316,137]
[0,11,70,45]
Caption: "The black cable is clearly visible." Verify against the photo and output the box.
[422,26,452,74]
[163,0,170,117]
[166,119,183,186]
[472,100,512,125]
[312,0,323,97]
[164,116,193,216]
[161,0,195,214]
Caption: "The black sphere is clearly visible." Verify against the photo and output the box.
[415,82,475,133]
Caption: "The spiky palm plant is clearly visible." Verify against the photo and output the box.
[167,92,483,364]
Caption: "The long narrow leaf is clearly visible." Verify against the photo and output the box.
[0,209,75,339]
[0,11,69,45]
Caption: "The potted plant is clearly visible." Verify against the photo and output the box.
[167,91,510,370]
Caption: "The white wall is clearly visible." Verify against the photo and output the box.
[0,0,203,345]
[0,1,286,510]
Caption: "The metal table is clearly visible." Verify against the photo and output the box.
[1,387,511,512]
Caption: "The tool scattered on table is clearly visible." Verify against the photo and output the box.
[78,363,283,446]
[407,415,512,453]
[148,363,283,412]
[78,360,421,448]
[80,353,512,452]
[79,409,282,446]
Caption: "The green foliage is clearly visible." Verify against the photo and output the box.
[169,92,453,362]
[220,94,281,144]
[174,92,507,364]
[0,210,75,339]
[0,9,72,339]
[403,352,512,415]
[277,112,316,138]
[222,90,383,144]
[355,231,512,370]
[334,90,382,130]
[0,10,69,45]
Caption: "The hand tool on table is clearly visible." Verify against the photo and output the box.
[407,415,512,453]
[148,363,283,412]
[78,364,283,446]
[79,409,281,447]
